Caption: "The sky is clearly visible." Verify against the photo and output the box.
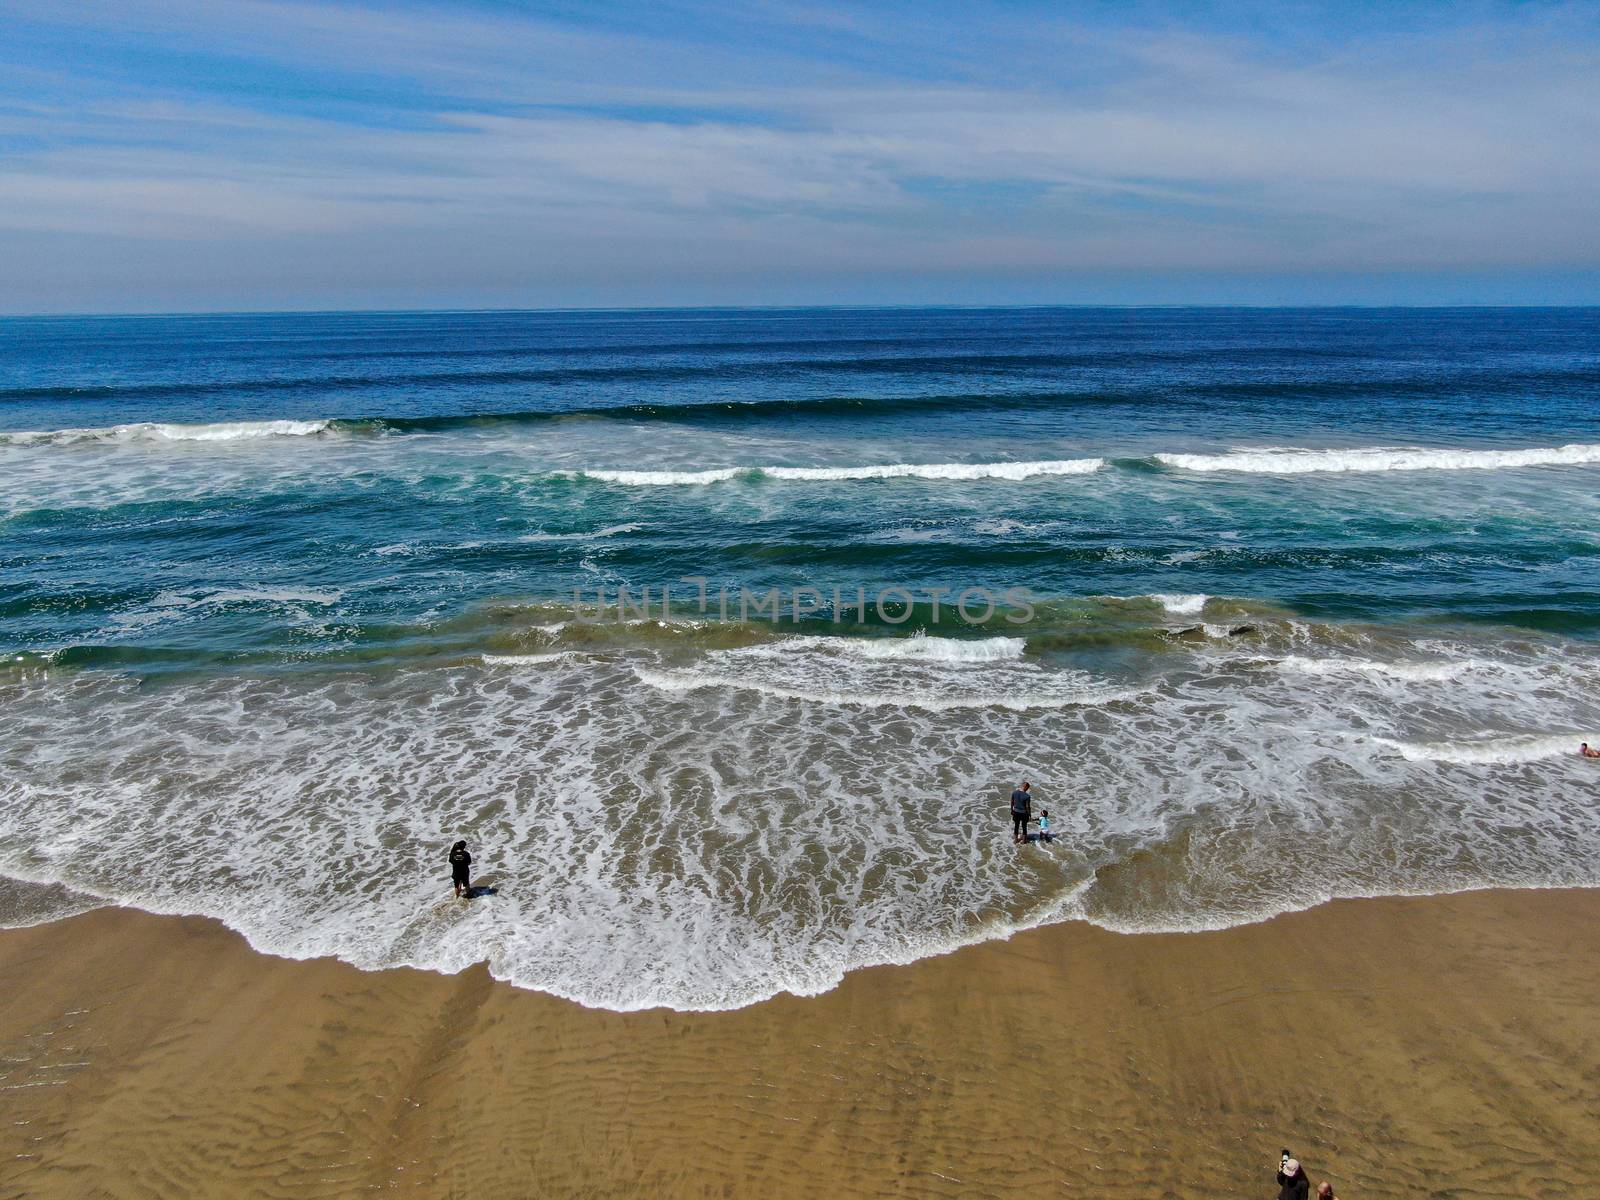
[2,0,1599,312]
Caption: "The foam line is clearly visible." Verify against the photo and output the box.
[1375,733,1595,764]
[572,459,1106,485]
[753,633,1028,664]
[1156,443,1600,474]
[631,665,1131,711]
[1274,656,1468,682]
[0,420,333,446]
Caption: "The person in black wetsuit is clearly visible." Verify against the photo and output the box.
[449,840,472,898]
[1009,781,1032,844]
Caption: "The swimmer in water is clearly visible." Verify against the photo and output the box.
[1582,742,1600,759]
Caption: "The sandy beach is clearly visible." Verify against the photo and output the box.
[7,1,1600,1194]
[3,888,1596,1199]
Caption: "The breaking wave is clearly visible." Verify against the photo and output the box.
[830,633,1027,663]
[631,665,1129,712]
[1375,733,1596,764]
[0,419,333,446]
[1156,443,1600,475]
[1274,656,1469,682]
[7,416,1599,494]
[570,459,1106,485]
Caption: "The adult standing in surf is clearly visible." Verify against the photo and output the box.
[449,840,472,898]
[1010,781,1032,844]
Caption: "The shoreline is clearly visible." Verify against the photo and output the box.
[3,875,1583,1012]
[4,888,1597,1197]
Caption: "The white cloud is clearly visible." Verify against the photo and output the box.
[1,1,1597,306]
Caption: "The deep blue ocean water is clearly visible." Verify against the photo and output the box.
[2,307,1598,1009]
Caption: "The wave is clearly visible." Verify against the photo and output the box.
[1152,593,1208,616]
[154,587,344,608]
[1375,733,1595,764]
[5,617,1600,1010]
[732,632,1027,664]
[631,665,1128,711]
[8,350,1593,408]
[6,410,1598,491]
[572,458,1106,486]
[482,651,585,665]
[516,523,641,542]
[633,633,1124,712]
[1274,656,1469,682]
[834,633,1026,663]
[0,419,333,447]
[386,524,644,555]
[99,587,345,633]
[0,352,1253,405]
[1156,443,1600,475]
[5,395,1090,446]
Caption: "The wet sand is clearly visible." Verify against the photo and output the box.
[3,889,1597,1199]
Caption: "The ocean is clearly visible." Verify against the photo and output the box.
[2,306,1598,1010]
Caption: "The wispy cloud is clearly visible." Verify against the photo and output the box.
[2,1,1597,309]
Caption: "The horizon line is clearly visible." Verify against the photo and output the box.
[6,301,1600,321]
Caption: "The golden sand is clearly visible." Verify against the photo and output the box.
[3,889,1597,1198]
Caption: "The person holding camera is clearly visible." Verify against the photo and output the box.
[1276,1151,1310,1200]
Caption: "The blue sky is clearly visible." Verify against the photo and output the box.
[2,1,1598,311]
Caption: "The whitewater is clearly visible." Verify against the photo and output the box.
[4,305,1599,1011]
[5,623,1600,1011]
[7,416,1600,486]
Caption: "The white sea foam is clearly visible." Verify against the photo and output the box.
[160,587,344,607]
[632,666,1122,711]
[482,652,584,665]
[1375,733,1595,764]
[4,627,1600,1012]
[1153,593,1209,615]
[753,633,1026,664]
[578,466,747,485]
[573,458,1105,485]
[516,523,642,542]
[1156,442,1600,475]
[635,633,1103,712]
[1274,656,1469,682]
[971,518,1043,536]
[370,526,639,557]
[0,419,333,447]
[9,420,1594,490]
[107,587,343,632]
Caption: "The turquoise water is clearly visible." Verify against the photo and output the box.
[2,307,1599,1008]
